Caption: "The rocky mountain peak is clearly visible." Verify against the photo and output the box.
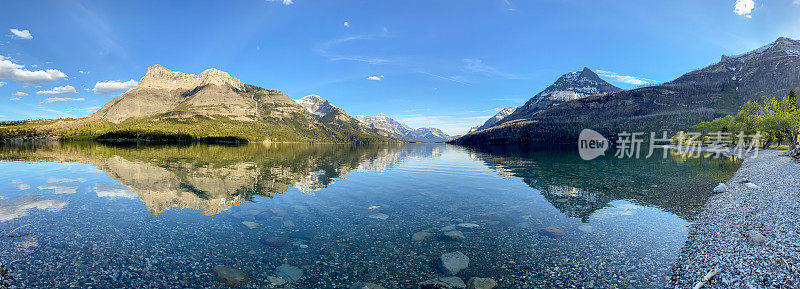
[137,64,243,91]
[491,67,621,126]
[294,95,338,116]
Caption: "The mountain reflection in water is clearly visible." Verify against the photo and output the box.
[0,142,741,288]
[1,142,441,216]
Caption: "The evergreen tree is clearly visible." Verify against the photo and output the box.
[788,88,798,112]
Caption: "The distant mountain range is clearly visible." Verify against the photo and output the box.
[1,65,393,143]
[356,113,451,142]
[451,37,800,145]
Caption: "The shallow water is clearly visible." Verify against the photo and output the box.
[0,142,741,288]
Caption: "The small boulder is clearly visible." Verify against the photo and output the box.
[369,213,389,220]
[419,277,467,289]
[467,277,497,289]
[440,251,469,275]
[442,224,457,231]
[267,276,287,286]
[211,265,248,287]
[260,236,288,248]
[412,231,432,241]
[744,182,760,190]
[539,225,565,238]
[457,223,480,230]
[745,230,766,246]
[275,264,303,282]
[713,183,727,194]
[350,282,387,289]
[443,230,465,240]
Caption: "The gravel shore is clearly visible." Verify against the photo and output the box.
[671,150,800,288]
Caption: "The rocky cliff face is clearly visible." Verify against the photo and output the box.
[498,67,621,125]
[470,107,517,133]
[91,64,292,123]
[294,95,337,116]
[452,37,800,146]
[356,113,451,142]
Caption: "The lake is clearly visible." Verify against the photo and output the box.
[0,142,741,288]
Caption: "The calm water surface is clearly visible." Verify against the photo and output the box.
[0,142,741,288]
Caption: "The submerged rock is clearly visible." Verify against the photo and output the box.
[713,183,728,194]
[241,221,259,229]
[260,236,288,248]
[349,282,387,289]
[412,231,432,241]
[443,230,465,240]
[457,223,480,230]
[211,265,248,287]
[275,264,303,282]
[419,277,467,289]
[539,225,565,238]
[369,213,389,220]
[442,224,457,231]
[440,251,469,275]
[267,276,287,285]
[745,230,766,246]
[467,277,497,289]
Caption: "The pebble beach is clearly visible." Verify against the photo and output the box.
[671,150,800,288]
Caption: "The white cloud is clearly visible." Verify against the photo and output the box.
[78,70,89,74]
[40,97,85,103]
[367,75,383,81]
[344,21,350,27]
[0,56,68,84]
[595,70,658,86]
[37,85,77,95]
[0,81,5,87]
[9,28,32,40]
[92,79,137,94]
[734,0,755,18]
[794,0,800,5]
[13,92,27,96]
[9,97,21,101]
[266,0,293,5]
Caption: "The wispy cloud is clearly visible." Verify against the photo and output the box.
[37,85,77,95]
[9,28,32,40]
[462,58,523,79]
[0,81,5,87]
[366,75,384,81]
[316,33,393,64]
[40,97,85,103]
[92,79,137,94]
[596,70,658,86]
[418,71,472,86]
[343,21,350,27]
[734,0,755,18]
[9,97,21,101]
[13,92,27,96]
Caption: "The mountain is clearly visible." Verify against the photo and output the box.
[293,94,397,139]
[497,67,621,125]
[294,95,337,116]
[356,113,452,142]
[469,107,517,133]
[451,37,800,146]
[1,65,393,143]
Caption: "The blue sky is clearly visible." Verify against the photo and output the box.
[1,0,799,134]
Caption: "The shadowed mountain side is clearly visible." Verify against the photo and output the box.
[0,142,440,215]
[452,37,800,145]
[464,145,742,221]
